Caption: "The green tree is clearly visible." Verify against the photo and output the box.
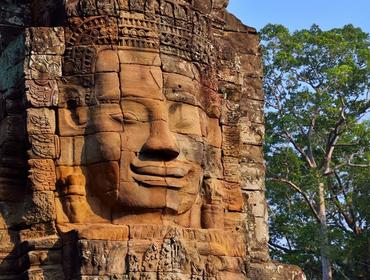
[261,24,370,280]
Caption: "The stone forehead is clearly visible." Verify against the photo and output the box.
[63,46,203,81]
[95,49,197,74]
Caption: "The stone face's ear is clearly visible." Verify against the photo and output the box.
[57,82,89,136]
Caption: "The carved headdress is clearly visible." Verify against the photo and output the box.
[63,0,225,73]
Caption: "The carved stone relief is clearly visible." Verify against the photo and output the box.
[0,0,306,279]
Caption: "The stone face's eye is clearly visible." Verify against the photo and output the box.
[110,112,142,124]
[121,100,150,122]
[122,112,140,124]
[110,113,124,123]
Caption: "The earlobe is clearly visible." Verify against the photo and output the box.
[57,168,89,224]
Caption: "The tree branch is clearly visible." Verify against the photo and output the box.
[269,240,316,255]
[331,172,362,235]
[307,110,319,167]
[268,177,321,223]
[267,77,317,168]
[325,151,370,175]
[323,99,347,174]
[269,241,293,253]
[332,263,352,280]
[283,130,317,168]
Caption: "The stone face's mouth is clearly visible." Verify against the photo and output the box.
[131,165,187,178]
[130,161,190,189]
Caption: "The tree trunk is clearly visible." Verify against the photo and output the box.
[319,182,333,280]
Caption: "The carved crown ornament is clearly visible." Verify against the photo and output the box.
[64,0,218,65]
[65,0,225,17]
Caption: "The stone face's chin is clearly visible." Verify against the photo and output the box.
[117,181,167,210]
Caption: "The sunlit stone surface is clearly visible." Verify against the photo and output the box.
[0,1,305,279]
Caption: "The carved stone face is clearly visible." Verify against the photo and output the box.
[85,49,204,215]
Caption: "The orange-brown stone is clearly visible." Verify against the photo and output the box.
[0,0,305,279]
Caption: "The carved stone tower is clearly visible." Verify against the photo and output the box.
[0,0,305,279]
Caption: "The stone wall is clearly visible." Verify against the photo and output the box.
[0,1,305,279]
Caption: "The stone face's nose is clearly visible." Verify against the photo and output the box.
[141,119,180,160]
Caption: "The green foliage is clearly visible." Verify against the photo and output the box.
[261,24,370,279]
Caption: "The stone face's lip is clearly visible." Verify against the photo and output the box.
[132,175,183,189]
[131,165,187,178]
[130,161,190,189]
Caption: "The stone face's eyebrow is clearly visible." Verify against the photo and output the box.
[164,88,195,99]
[163,88,200,106]
[163,73,203,106]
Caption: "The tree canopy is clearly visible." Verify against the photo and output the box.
[261,24,370,280]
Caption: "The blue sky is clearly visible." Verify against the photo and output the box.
[227,0,370,33]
